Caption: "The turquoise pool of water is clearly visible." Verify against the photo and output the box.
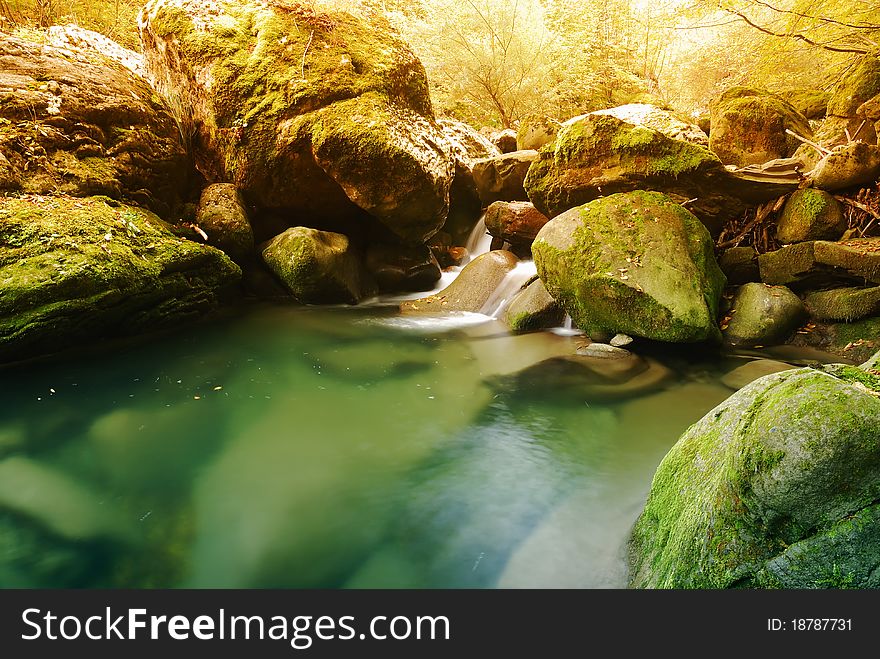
[0,302,756,588]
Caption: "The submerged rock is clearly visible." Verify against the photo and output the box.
[261,227,375,304]
[709,87,813,167]
[629,366,880,588]
[723,283,807,347]
[139,0,453,243]
[532,191,726,343]
[0,195,240,363]
[804,286,880,322]
[400,250,518,314]
[0,33,191,216]
[720,359,796,390]
[195,183,255,263]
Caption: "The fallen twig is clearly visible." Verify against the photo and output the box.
[785,128,831,156]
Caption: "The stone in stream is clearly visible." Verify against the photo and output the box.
[261,227,376,304]
[532,191,726,343]
[776,189,846,244]
[0,195,241,364]
[472,151,539,206]
[400,250,519,314]
[484,201,551,252]
[609,333,634,348]
[708,87,813,167]
[758,238,880,290]
[723,283,807,348]
[720,359,797,390]
[195,183,255,263]
[140,0,454,244]
[629,365,880,588]
[803,286,880,322]
[502,278,565,333]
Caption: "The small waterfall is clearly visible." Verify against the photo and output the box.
[479,260,538,318]
[465,214,492,261]
[563,314,573,330]
[549,312,582,336]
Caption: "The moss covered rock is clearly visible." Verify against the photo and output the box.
[709,87,813,167]
[261,227,375,304]
[804,286,880,322]
[759,238,880,289]
[139,0,453,243]
[523,111,764,235]
[629,365,880,588]
[723,283,806,347]
[780,89,829,120]
[0,194,240,363]
[195,183,254,263]
[827,54,880,119]
[718,246,760,285]
[777,188,846,243]
[592,103,709,146]
[532,191,725,343]
[502,277,564,333]
[0,33,191,217]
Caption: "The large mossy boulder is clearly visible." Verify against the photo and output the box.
[261,227,375,304]
[0,33,191,216]
[709,87,813,167]
[591,103,709,146]
[532,191,726,343]
[139,0,453,243]
[523,110,784,235]
[629,365,880,588]
[0,195,241,363]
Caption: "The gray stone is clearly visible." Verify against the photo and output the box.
[718,246,760,285]
[196,183,255,263]
[723,283,807,347]
[502,278,565,332]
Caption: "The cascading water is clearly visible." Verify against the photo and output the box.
[464,214,492,260]
[478,260,538,318]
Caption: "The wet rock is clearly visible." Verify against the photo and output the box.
[400,250,518,314]
[365,243,441,293]
[776,188,846,243]
[261,227,375,304]
[0,195,240,364]
[629,366,880,588]
[709,87,813,167]
[575,342,632,359]
[758,238,880,289]
[784,315,880,365]
[718,246,760,285]
[195,183,255,263]
[804,286,880,322]
[502,278,564,332]
[532,191,726,343]
[430,245,468,269]
[484,201,550,250]
[720,359,797,390]
[723,283,806,347]
[472,150,539,206]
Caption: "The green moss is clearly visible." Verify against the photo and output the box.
[0,194,240,362]
[828,54,880,117]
